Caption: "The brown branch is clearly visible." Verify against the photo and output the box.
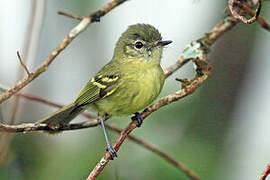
[58,11,83,21]
[86,16,238,180]
[260,162,270,180]
[233,1,270,31]
[228,0,262,24]
[17,51,31,76]
[17,92,67,109]
[0,0,129,104]
[164,58,189,78]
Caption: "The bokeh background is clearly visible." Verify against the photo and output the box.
[0,0,270,179]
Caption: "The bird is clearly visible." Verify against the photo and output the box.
[38,24,172,159]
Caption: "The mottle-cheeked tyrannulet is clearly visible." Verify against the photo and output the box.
[38,24,172,158]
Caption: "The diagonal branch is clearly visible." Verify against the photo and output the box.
[260,162,270,180]
[17,51,31,76]
[58,11,83,20]
[86,16,239,180]
[0,0,129,104]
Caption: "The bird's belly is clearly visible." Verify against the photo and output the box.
[95,68,164,116]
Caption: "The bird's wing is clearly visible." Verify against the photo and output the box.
[74,74,120,106]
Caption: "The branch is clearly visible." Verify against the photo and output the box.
[228,0,262,24]
[260,162,270,180]
[233,0,270,31]
[17,51,31,76]
[0,0,129,104]
[86,16,239,180]
[58,11,83,21]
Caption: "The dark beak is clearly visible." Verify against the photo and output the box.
[155,40,173,47]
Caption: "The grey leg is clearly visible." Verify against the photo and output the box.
[100,119,117,159]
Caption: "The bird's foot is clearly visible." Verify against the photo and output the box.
[105,145,117,160]
[91,14,100,22]
[131,112,143,127]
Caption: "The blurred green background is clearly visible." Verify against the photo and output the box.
[0,0,270,179]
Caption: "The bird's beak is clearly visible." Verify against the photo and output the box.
[155,40,173,47]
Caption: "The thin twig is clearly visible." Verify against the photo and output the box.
[233,0,270,31]
[228,0,262,24]
[0,0,129,104]
[58,11,83,21]
[164,58,190,78]
[260,162,270,180]
[17,51,31,76]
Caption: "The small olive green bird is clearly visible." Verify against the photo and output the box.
[38,24,172,159]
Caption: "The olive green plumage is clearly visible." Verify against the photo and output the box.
[38,24,171,125]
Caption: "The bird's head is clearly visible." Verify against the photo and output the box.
[113,24,172,65]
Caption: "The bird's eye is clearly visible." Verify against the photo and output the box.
[134,41,144,49]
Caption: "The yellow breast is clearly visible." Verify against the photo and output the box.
[94,62,165,116]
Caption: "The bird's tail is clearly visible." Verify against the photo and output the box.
[37,103,85,125]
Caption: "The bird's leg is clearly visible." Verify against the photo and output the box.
[91,14,101,22]
[131,112,143,127]
[100,118,117,159]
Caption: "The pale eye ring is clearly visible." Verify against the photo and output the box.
[134,41,144,49]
